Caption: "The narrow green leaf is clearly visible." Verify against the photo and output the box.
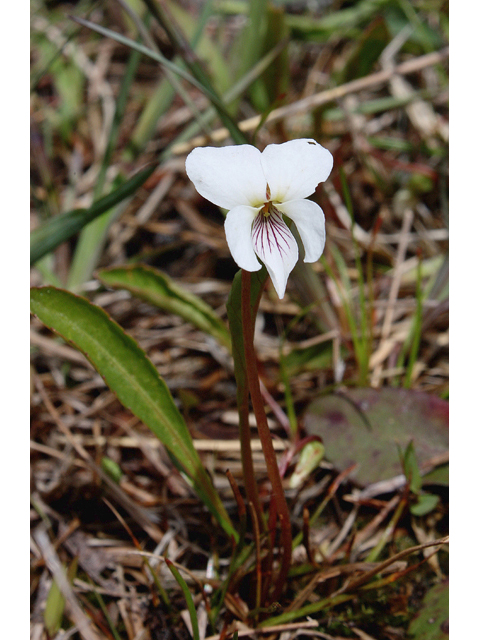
[126,38,285,161]
[89,580,123,640]
[115,5,216,162]
[72,15,248,145]
[322,251,365,376]
[30,165,155,265]
[97,265,231,351]
[66,175,126,290]
[30,286,236,541]
[259,593,354,627]
[164,40,286,159]
[138,0,247,144]
[166,560,200,640]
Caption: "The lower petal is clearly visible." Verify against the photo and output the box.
[224,206,262,272]
[251,209,298,299]
[277,199,326,263]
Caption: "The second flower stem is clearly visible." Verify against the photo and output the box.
[241,270,292,602]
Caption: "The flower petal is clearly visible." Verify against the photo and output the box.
[224,206,262,272]
[277,199,326,263]
[251,209,298,299]
[185,145,268,210]
[260,139,333,203]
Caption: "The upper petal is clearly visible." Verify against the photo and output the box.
[251,208,298,299]
[277,199,326,263]
[224,205,262,272]
[260,139,333,203]
[185,145,267,210]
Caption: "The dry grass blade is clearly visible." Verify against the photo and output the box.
[350,495,401,558]
[333,536,449,596]
[205,618,319,640]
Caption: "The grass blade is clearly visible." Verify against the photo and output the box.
[166,559,200,640]
[165,40,286,158]
[30,165,155,265]
[72,14,248,145]
[140,0,247,144]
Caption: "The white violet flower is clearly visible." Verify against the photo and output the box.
[185,138,333,299]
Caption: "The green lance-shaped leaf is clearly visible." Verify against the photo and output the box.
[97,265,231,351]
[30,286,236,541]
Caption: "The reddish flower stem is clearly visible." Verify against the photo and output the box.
[237,384,265,532]
[241,270,292,602]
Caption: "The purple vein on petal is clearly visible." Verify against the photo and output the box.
[252,207,293,260]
